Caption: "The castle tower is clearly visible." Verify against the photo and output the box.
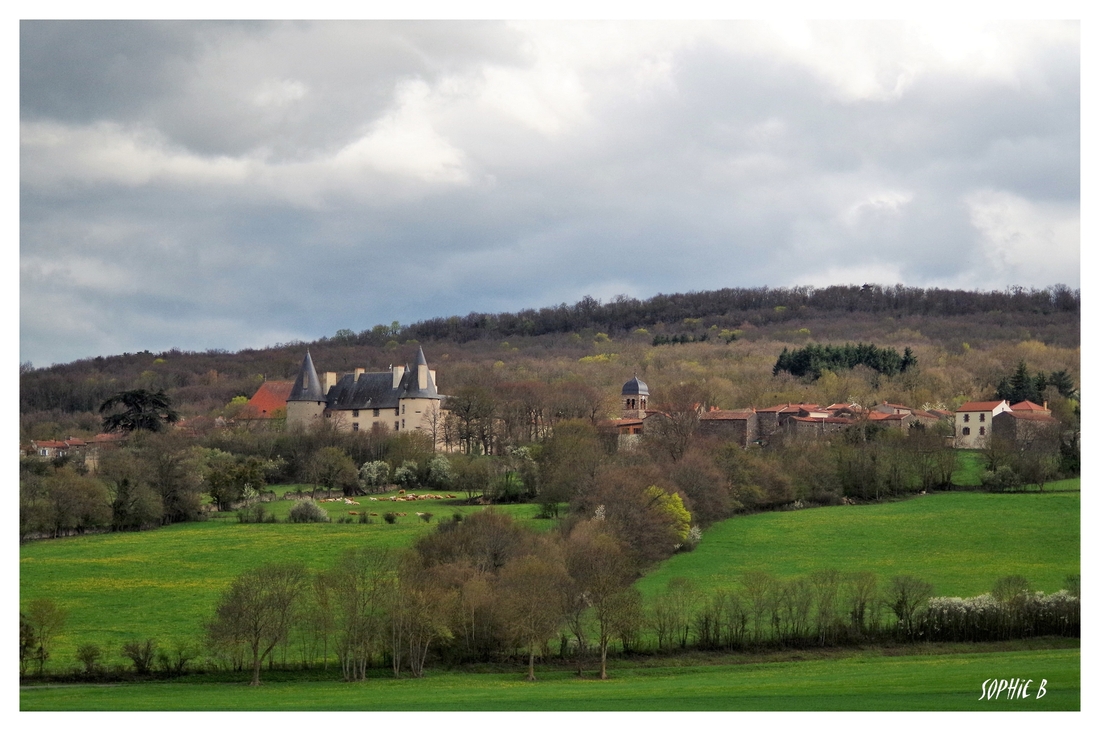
[286,350,327,427]
[621,375,649,419]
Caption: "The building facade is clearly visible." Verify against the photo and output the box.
[286,347,446,437]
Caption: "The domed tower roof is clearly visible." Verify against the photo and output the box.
[621,376,649,397]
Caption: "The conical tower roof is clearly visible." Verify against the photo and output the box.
[287,351,326,401]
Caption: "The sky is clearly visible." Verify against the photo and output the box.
[19,19,1081,367]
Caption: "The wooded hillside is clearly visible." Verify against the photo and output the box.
[20,284,1079,441]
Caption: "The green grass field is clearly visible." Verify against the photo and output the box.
[20,646,1079,711]
[21,489,1079,676]
[637,491,1080,600]
[19,495,546,663]
[949,452,1079,493]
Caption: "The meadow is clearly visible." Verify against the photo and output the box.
[19,493,544,662]
[20,645,1080,711]
[637,490,1080,600]
[20,489,1079,673]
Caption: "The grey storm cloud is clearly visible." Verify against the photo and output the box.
[20,20,1080,366]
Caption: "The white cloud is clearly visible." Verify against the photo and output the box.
[841,190,914,227]
[966,189,1079,286]
[329,79,471,185]
[21,121,253,189]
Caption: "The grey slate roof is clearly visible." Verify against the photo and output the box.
[325,362,441,411]
[287,351,325,401]
[289,348,444,411]
[621,376,649,396]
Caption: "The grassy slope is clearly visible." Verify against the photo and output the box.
[20,647,1079,711]
[19,497,543,660]
[22,491,1079,674]
[637,491,1080,600]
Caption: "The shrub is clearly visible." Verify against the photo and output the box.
[383,512,397,524]
[236,504,268,524]
[1064,574,1080,597]
[358,511,372,524]
[981,467,1023,493]
[419,512,433,523]
[155,640,198,674]
[121,638,157,675]
[287,500,329,524]
[75,643,103,674]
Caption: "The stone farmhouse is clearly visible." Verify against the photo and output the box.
[285,347,446,437]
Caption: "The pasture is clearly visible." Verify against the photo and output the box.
[20,490,1079,675]
[20,646,1079,711]
[19,494,543,663]
[636,491,1079,600]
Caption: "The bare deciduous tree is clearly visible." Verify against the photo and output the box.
[207,562,308,685]
[497,550,571,680]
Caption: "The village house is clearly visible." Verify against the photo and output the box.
[992,401,1059,450]
[285,347,446,438]
[697,407,758,446]
[954,400,1011,449]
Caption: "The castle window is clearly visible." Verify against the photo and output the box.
[325,412,331,418]
[402,404,406,415]
[402,419,405,429]
[641,398,647,409]
[353,410,359,418]
[373,409,380,417]
[963,414,970,422]
[979,426,985,436]
[395,408,399,415]
[979,413,986,422]
[962,427,970,436]
[352,423,359,432]
[394,421,399,431]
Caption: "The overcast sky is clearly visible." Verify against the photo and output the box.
[19,20,1080,367]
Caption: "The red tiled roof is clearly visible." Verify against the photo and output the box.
[34,440,67,448]
[868,412,908,421]
[242,381,294,418]
[957,400,1008,412]
[1011,400,1048,411]
[700,410,755,421]
[999,411,1058,423]
[599,418,644,427]
[757,402,819,413]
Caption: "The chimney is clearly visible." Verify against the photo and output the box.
[354,368,365,380]
[322,372,337,392]
[393,365,405,388]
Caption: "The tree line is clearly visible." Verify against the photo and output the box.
[19,283,1079,430]
[22,516,1080,683]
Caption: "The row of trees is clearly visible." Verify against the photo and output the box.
[404,285,1079,345]
[205,511,641,684]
